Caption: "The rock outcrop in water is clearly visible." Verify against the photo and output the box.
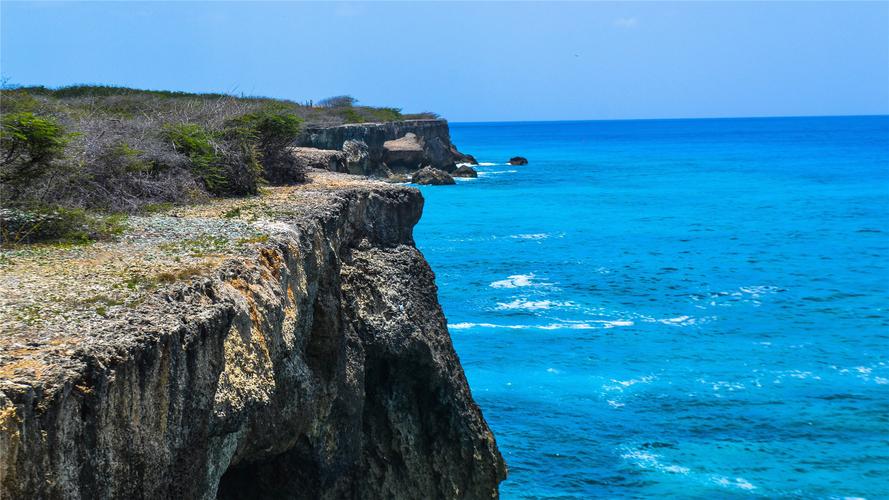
[0,173,505,498]
[299,119,473,178]
[453,165,479,178]
[412,167,456,186]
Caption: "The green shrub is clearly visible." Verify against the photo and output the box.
[367,107,403,122]
[232,104,303,152]
[98,142,154,173]
[163,122,263,196]
[163,123,228,194]
[227,105,304,184]
[338,108,365,124]
[0,112,70,188]
[0,207,127,245]
[318,95,357,108]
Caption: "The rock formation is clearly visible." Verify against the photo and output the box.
[508,157,528,166]
[341,139,372,175]
[451,145,478,166]
[288,147,348,173]
[452,165,479,178]
[299,120,473,178]
[0,173,505,498]
[411,167,456,185]
[383,133,426,170]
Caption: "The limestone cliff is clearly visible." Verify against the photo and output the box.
[0,173,506,499]
[298,119,474,177]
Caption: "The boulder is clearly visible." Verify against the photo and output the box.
[508,156,528,165]
[452,165,478,178]
[411,166,456,185]
[383,133,426,169]
[424,136,457,172]
[288,147,347,173]
[342,139,371,175]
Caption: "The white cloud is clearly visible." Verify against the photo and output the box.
[614,17,639,29]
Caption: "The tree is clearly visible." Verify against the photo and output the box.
[317,95,357,108]
[0,112,69,188]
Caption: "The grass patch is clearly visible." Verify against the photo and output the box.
[236,234,270,246]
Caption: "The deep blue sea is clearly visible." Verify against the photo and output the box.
[413,116,889,499]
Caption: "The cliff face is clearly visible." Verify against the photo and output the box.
[299,119,471,176]
[0,174,505,499]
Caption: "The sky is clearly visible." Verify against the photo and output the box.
[1,1,888,122]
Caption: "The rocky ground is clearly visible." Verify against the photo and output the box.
[0,171,505,499]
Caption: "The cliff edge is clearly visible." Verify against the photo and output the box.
[0,172,506,498]
[299,119,476,178]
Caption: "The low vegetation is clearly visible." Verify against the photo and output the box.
[0,85,438,244]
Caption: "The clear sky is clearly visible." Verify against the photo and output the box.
[2,1,888,122]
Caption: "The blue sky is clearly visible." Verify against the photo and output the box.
[2,1,887,122]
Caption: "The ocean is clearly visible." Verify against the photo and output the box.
[412,116,889,498]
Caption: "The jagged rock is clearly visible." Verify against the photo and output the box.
[299,120,464,176]
[452,165,478,178]
[0,172,504,499]
[424,136,457,172]
[508,156,528,165]
[450,144,478,165]
[341,139,371,175]
[411,167,456,185]
[383,133,425,170]
[288,147,347,173]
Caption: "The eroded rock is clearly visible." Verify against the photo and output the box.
[0,172,504,499]
[288,147,347,173]
[452,165,478,178]
[411,167,456,185]
[299,120,470,176]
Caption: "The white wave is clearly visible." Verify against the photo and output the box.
[709,380,746,392]
[712,475,757,491]
[476,162,499,166]
[453,176,477,182]
[601,320,634,328]
[607,376,655,391]
[659,315,692,325]
[490,274,536,288]
[447,320,632,331]
[607,400,625,408]
[477,169,518,177]
[739,285,784,297]
[621,449,689,475]
[653,315,714,327]
[510,233,550,240]
[495,299,572,311]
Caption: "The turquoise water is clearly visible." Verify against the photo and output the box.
[413,117,889,498]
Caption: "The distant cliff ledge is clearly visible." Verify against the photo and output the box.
[298,119,477,179]
[0,172,506,498]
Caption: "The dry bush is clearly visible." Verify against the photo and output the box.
[0,88,308,213]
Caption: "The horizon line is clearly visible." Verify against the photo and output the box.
[450,113,889,125]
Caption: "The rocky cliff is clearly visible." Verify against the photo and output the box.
[298,119,475,177]
[0,173,506,499]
